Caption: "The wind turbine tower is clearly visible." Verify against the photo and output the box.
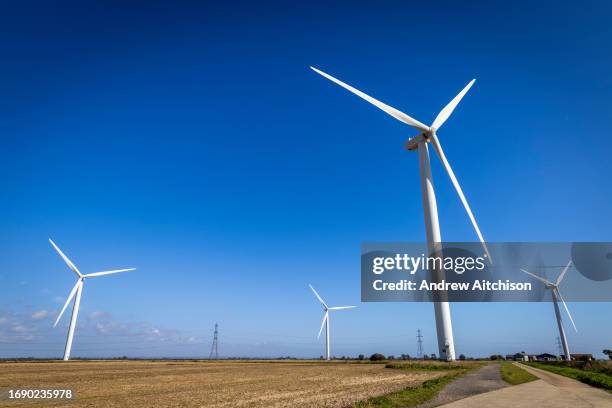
[309,285,356,361]
[520,260,577,361]
[49,239,136,361]
[310,67,490,361]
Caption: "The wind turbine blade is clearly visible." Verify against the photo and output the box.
[328,306,356,310]
[556,260,573,286]
[428,133,491,261]
[53,280,81,327]
[309,284,328,309]
[556,289,577,332]
[83,268,136,278]
[317,312,328,339]
[519,268,553,285]
[310,66,429,132]
[431,79,476,130]
[49,239,81,277]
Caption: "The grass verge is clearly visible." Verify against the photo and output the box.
[353,361,482,408]
[526,362,612,391]
[500,362,537,385]
[353,373,461,408]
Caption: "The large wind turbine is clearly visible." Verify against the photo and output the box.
[309,284,355,361]
[310,67,489,361]
[520,260,577,361]
[49,238,136,361]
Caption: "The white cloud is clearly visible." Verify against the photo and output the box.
[11,325,27,333]
[89,311,110,320]
[31,310,50,320]
[95,322,111,335]
[0,307,200,358]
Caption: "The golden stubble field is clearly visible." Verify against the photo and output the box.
[0,360,444,408]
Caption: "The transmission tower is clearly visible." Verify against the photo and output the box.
[417,329,423,359]
[556,336,563,357]
[209,323,219,359]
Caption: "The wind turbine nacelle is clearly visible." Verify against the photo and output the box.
[405,134,427,151]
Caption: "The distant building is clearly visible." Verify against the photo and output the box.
[536,353,557,361]
[561,353,593,361]
[507,352,563,361]
[512,352,529,361]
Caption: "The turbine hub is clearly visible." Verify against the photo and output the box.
[404,133,427,151]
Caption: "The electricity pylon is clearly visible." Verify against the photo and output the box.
[209,323,219,359]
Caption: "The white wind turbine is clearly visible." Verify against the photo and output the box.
[520,260,577,361]
[49,238,136,361]
[311,67,489,361]
[309,284,355,361]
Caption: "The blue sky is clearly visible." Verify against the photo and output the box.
[1,0,611,359]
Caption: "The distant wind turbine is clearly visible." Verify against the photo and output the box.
[49,238,136,361]
[309,284,355,361]
[310,66,489,361]
[520,260,577,361]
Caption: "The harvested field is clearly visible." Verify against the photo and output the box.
[0,361,444,408]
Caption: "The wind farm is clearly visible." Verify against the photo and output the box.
[1,71,610,408]
[2,2,612,407]
[1,70,609,407]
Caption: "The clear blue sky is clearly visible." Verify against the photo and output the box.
[1,0,611,359]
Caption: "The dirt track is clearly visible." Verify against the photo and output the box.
[416,364,507,408]
[436,363,612,408]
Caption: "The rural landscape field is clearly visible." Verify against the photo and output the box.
[0,361,449,408]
